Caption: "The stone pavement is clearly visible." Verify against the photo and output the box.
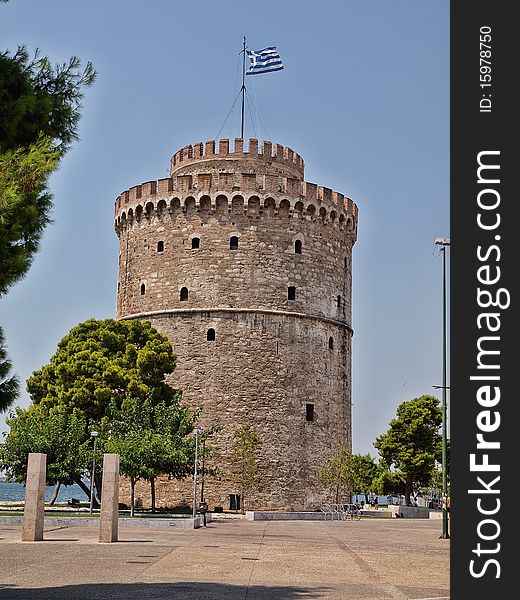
[0,518,449,599]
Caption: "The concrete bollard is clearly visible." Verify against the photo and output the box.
[99,454,119,543]
[22,453,47,541]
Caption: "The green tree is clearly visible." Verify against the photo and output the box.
[0,328,18,412]
[0,404,92,503]
[374,395,442,506]
[371,468,405,499]
[1,318,180,502]
[26,318,178,422]
[100,395,196,515]
[351,453,380,503]
[318,444,353,504]
[0,46,95,296]
[0,43,95,412]
[230,423,262,512]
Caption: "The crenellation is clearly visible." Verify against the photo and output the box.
[262,140,272,157]
[205,139,216,155]
[219,138,229,154]
[158,177,173,194]
[193,142,203,158]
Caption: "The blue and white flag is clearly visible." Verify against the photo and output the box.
[246,47,284,76]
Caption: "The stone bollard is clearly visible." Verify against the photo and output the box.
[99,454,119,543]
[22,452,47,541]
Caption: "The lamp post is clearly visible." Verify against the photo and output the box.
[192,427,203,518]
[435,237,450,539]
[89,431,99,514]
[201,435,206,504]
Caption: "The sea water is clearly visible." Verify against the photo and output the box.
[0,480,89,503]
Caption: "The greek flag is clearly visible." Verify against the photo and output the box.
[246,47,284,76]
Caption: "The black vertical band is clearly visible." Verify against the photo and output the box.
[451,3,517,597]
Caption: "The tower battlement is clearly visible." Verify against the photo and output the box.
[170,138,305,179]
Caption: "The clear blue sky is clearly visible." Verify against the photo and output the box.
[1,0,450,456]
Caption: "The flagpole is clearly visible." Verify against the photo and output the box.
[240,36,246,139]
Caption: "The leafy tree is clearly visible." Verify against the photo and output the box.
[374,395,442,506]
[318,444,353,504]
[26,318,178,422]
[371,468,405,499]
[1,318,180,502]
[0,328,18,412]
[0,404,91,503]
[351,453,380,503]
[0,42,95,412]
[100,395,196,515]
[230,423,262,512]
[0,46,95,296]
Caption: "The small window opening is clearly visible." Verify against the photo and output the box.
[329,337,334,350]
[180,287,189,301]
[230,236,239,250]
[306,403,315,422]
[157,240,164,252]
[229,494,241,511]
[288,286,296,301]
[191,237,200,249]
[207,328,216,341]
[337,295,342,307]
[295,239,302,254]
[140,283,146,295]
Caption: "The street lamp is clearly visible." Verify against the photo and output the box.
[201,435,206,504]
[435,237,450,539]
[192,427,203,518]
[89,431,99,514]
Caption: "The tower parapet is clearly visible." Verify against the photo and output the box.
[170,138,304,179]
[114,139,358,239]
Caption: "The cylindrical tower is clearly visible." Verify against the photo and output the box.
[114,138,358,511]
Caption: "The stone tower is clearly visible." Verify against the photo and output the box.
[114,138,358,511]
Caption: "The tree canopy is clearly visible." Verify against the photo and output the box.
[0,42,95,412]
[230,423,262,512]
[0,46,95,296]
[100,395,196,514]
[0,404,91,488]
[0,328,18,412]
[374,395,442,505]
[26,318,178,422]
[318,444,353,504]
[351,453,380,500]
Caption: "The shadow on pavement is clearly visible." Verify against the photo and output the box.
[0,582,329,599]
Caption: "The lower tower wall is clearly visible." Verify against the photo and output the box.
[119,310,351,511]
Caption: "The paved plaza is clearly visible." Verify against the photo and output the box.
[0,517,449,599]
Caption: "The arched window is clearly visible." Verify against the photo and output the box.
[140,283,146,295]
[157,240,164,252]
[288,286,296,301]
[295,239,302,254]
[180,287,189,301]
[207,328,216,341]
[191,237,200,249]
[329,336,334,350]
[230,236,239,250]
